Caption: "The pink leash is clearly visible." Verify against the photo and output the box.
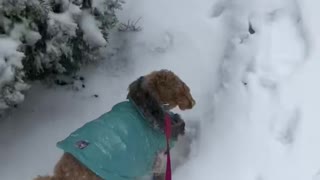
[164,113,172,180]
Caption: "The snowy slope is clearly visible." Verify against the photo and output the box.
[1,0,320,180]
[173,0,318,180]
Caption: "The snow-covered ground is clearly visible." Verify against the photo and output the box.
[1,0,320,179]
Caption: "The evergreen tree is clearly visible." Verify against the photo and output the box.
[0,0,123,111]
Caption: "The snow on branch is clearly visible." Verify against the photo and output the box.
[0,0,124,112]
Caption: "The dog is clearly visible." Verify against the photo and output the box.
[34,69,196,180]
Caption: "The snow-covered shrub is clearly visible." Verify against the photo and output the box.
[0,37,29,110]
[0,0,123,111]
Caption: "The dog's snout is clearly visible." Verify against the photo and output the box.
[189,99,195,108]
[191,99,196,107]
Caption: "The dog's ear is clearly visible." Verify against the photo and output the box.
[127,76,144,100]
[127,76,165,130]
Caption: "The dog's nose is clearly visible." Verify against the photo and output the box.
[189,98,195,108]
[191,99,196,107]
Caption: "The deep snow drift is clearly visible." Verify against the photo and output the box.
[1,0,320,180]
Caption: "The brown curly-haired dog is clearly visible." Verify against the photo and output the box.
[34,69,195,180]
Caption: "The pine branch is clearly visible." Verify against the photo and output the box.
[118,17,142,32]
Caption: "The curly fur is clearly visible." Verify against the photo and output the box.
[34,69,195,180]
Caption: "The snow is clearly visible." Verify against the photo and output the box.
[0,37,27,110]
[1,0,320,180]
[9,22,42,46]
[25,30,42,46]
[0,37,24,87]
[48,11,78,36]
[80,11,107,47]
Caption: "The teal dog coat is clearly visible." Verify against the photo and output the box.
[57,100,176,180]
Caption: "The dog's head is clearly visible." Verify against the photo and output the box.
[126,69,195,138]
[144,69,196,110]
